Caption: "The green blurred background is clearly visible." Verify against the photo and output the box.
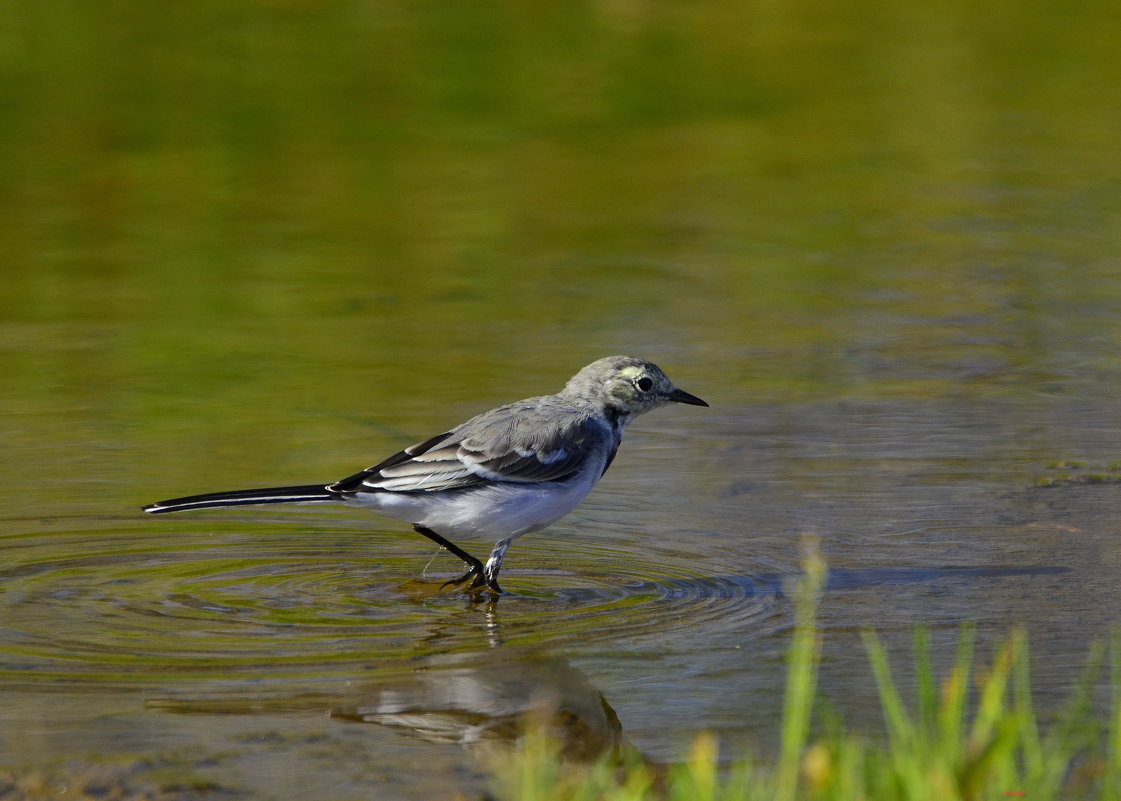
[5,0,1120,503]
[5,0,1119,419]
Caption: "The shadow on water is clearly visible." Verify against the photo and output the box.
[820,564,1070,593]
[548,564,1070,602]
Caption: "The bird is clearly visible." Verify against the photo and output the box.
[143,355,707,594]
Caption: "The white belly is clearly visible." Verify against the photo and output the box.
[345,470,601,544]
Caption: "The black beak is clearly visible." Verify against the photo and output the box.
[669,388,708,407]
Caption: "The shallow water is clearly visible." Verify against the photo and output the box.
[3,0,1121,797]
[4,397,1121,794]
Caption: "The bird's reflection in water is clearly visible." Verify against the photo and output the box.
[332,646,628,764]
[148,606,639,773]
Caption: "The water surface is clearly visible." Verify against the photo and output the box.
[2,0,1121,796]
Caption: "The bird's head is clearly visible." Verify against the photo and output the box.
[564,355,708,418]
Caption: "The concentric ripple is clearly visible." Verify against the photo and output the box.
[488,538,783,644]
[0,517,782,690]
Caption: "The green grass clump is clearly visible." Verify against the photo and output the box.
[489,545,1120,801]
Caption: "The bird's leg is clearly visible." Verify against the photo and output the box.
[475,538,511,594]
[412,524,486,590]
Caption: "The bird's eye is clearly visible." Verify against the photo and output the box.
[635,376,654,392]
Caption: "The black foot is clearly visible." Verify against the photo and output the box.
[413,524,502,595]
[440,568,503,595]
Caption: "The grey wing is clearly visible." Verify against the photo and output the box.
[328,402,612,494]
[328,431,475,494]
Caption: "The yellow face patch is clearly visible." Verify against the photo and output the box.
[618,365,645,380]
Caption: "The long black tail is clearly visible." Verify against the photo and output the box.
[143,484,336,514]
